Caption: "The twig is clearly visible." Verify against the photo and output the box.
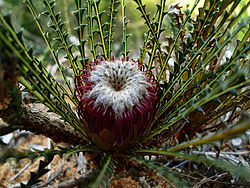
[192,151,249,156]
[193,151,249,165]
[51,169,94,188]
[193,172,250,188]
[192,151,249,165]
[35,158,65,188]
[173,160,189,169]
[9,162,32,182]
[47,138,52,180]
[193,173,227,188]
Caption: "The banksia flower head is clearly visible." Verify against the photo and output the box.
[75,57,160,150]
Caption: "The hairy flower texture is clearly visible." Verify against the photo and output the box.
[75,58,160,150]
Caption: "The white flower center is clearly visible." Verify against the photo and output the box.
[88,60,151,116]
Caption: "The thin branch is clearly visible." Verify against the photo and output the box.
[9,162,32,182]
[193,173,228,188]
[53,169,94,188]
[36,158,65,188]
[192,151,249,156]
[0,104,88,146]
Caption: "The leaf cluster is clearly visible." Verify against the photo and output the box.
[0,0,249,187]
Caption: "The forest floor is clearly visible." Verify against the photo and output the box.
[0,129,249,188]
[0,133,171,187]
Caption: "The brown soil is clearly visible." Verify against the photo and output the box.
[0,134,171,187]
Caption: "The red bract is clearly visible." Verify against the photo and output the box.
[75,58,160,151]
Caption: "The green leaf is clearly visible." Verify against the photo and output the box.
[65,146,96,157]
[133,149,250,181]
[127,155,190,188]
[22,155,54,187]
[41,0,79,76]
[0,14,88,139]
[92,0,107,59]
[90,154,114,188]
[168,114,250,152]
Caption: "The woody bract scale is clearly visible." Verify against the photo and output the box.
[0,0,249,187]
